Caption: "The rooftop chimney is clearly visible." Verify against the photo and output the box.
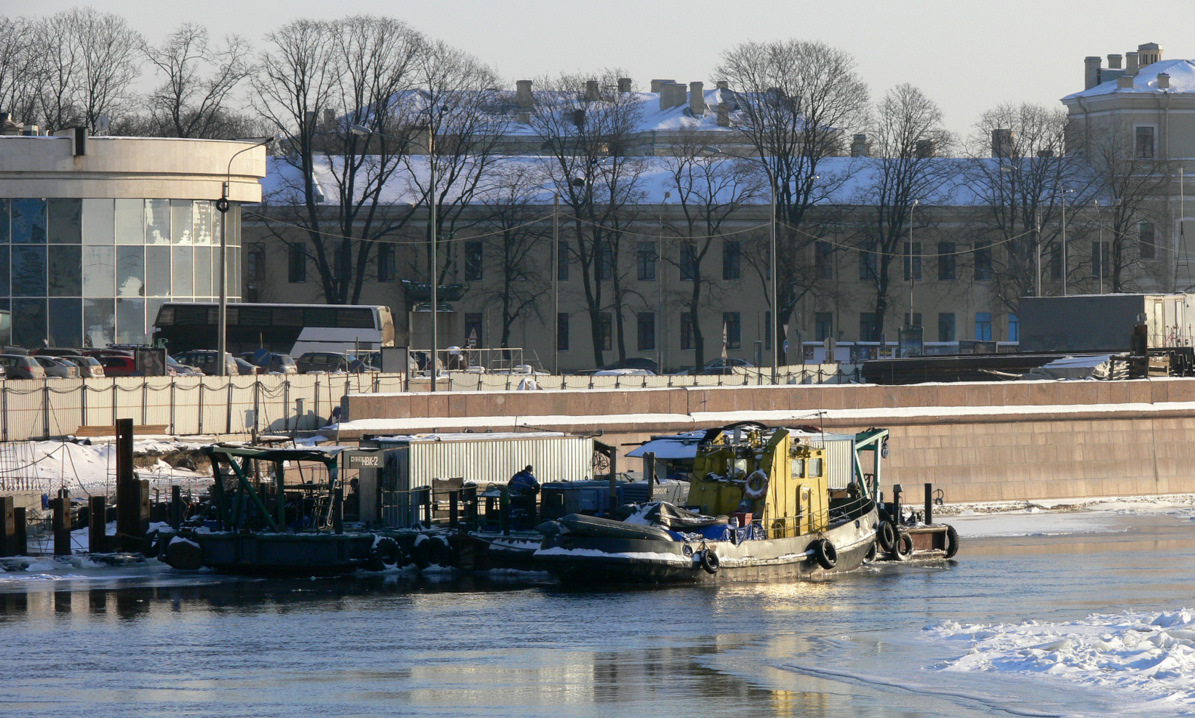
[650,79,674,93]
[585,80,599,101]
[689,81,705,115]
[716,80,728,90]
[573,109,585,128]
[1085,56,1102,90]
[850,133,868,157]
[1117,75,1134,89]
[915,139,935,158]
[659,82,685,112]
[1107,54,1123,69]
[516,80,533,109]
[1126,51,1140,75]
[1158,72,1171,89]
[617,77,632,93]
[717,103,730,127]
[991,128,1014,158]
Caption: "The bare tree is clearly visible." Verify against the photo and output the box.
[143,22,254,138]
[0,17,40,124]
[529,71,646,367]
[717,39,869,362]
[852,84,953,339]
[662,128,761,367]
[254,16,423,305]
[965,102,1091,312]
[476,162,552,347]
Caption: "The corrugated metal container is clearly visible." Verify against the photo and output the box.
[364,432,594,490]
[1019,294,1195,352]
[808,432,856,490]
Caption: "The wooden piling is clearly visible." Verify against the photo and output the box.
[52,494,71,556]
[115,419,141,552]
[924,482,933,525]
[89,495,106,553]
[170,485,182,529]
[0,496,13,557]
[12,507,26,555]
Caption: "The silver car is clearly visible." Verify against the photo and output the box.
[33,356,80,379]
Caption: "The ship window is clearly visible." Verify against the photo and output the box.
[809,458,823,477]
[732,459,748,478]
[791,458,806,477]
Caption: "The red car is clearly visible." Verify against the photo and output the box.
[95,355,137,377]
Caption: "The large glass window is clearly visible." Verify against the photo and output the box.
[464,241,483,281]
[193,201,214,245]
[146,246,171,296]
[11,245,45,296]
[194,246,212,297]
[84,298,115,348]
[722,240,741,280]
[115,199,144,244]
[173,246,194,297]
[171,200,193,245]
[723,311,741,349]
[48,199,81,244]
[938,312,956,342]
[637,241,656,281]
[0,200,7,243]
[859,312,879,342]
[146,199,171,245]
[12,298,45,347]
[596,242,613,281]
[117,246,145,297]
[1139,221,1155,260]
[48,245,81,296]
[815,241,833,279]
[48,298,81,348]
[938,242,956,280]
[975,312,993,341]
[680,245,697,281]
[815,312,833,341]
[288,243,306,283]
[82,199,114,244]
[83,245,116,296]
[116,298,146,344]
[973,241,992,281]
[11,199,46,244]
[859,242,877,281]
[637,311,655,351]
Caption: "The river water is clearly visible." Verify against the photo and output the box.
[2,513,1194,718]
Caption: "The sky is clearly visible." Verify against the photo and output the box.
[16,0,1195,141]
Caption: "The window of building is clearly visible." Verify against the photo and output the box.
[464,313,482,348]
[1135,126,1155,159]
[815,240,833,279]
[598,311,612,350]
[557,313,569,351]
[1091,241,1110,278]
[974,312,992,341]
[464,241,483,281]
[859,242,877,281]
[973,241,992,280]
[938,312,955,342]
[1139,221,1155,260]
[903,312,922,328]
[938,242,956,280]
[637,241,656,281]
[723,311,741,350]
[377,244,396,282]
[288,242,306,283]
[859,312,879,342]
[1008,313,1019,342]
[722,240,741,280]
[246,248,265,283]
[680,244,697,281]
[1050,243,1062,279]
[681,312,695,350]
[903,241,922,281]
[815,312,833,341]
[596,242,613,281]
[558,241,569,281]
[637,311,655,351]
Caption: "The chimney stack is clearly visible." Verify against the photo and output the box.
[850,133,868,157]
[1117,75,1134,89]
[1107,54,1123,69]
[689,81,705,115]
[650,79,673,93]
[915,139,935,158]
[1084,56,1102,90]
[1126,51,1140,75]
[991,128,1014,158]
[617,77,632,93]
[1157,73,1170,89]
[717,103,730,127]
[659,82,685,111]
[516,80,533,109]
[585,80,599,101]
[573,109,585,128]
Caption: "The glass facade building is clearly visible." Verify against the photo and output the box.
[0,198,241,348]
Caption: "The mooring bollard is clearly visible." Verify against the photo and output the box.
[892,483,903,525]
[89,495,106,554]
[924,482,934,525]
[52,495,71,556]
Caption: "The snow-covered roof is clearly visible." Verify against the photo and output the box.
[1065,58,1195,99]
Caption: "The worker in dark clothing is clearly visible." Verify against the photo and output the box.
[508,465,539,529]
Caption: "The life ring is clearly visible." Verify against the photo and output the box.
[743,469,770,501]
[944,524,960,559]
[699,549,720,574]
[812,539,837,570]
[893,530,914,561]
[877,521,896,553]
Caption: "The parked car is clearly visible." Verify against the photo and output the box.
[234,357,263,375]
[60,355,105,378]
[296,352,376,374]
[0,354,46,379]
[239,351,298,375]
[593,368,655,376]
[675,358,757,375]
[31,347,85,358]
[174,350,240,376]
[96,354,137,377]
[33,355,80,379]
[599,357,660,374]
[167,356,203,376]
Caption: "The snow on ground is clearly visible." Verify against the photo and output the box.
[938,494,1195,539]
[0,439,211,497]
[926,610,1195,712]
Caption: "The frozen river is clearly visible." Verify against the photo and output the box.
[2,507,1194,717]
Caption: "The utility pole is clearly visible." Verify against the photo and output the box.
[553,193,559,375]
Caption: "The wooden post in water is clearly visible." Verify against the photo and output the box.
[170,485,182,529]
[0,496,13,557]
[52,492,71,556]
[924,482,933,525]
[12,507,26,555]
[89,495,106,553]
[115,419,141,552]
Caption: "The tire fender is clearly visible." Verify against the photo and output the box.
[812,538,837,570]
[877,521,897,553]
[893,530,914,561]
[943,524,960,559]
[699,549,720,574]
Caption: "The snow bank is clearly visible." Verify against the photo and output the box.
[0,439,211,496]
[927,610,1195,710]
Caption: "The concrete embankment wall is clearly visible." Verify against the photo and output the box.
[341,379,1195,503]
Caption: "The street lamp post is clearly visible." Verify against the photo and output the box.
[908,199,918,326]
[216,136,275,376]
[658,191,670,374]
[1061,188,1073,296]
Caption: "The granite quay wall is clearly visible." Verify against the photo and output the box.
[340,378,1195,503]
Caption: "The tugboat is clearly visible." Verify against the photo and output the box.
[534,422,889,584]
